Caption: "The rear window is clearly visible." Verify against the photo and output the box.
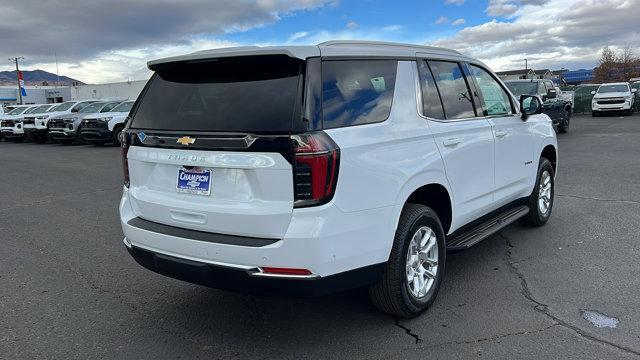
[129,56,303,134]
[322,60,397,128]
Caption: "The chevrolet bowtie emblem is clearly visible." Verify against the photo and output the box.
[176,136,196,146]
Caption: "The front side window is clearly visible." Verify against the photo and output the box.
[322,60,397,128]
[418,60,445,119]
[468,65,513,116]
[428,61,475,120]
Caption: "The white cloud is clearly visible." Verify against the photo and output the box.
[346,20,358,29]
[434,0,640,71]
[486,0,519,17]
[382,24,404,32]
[451,18,466,26]
[445,0,465,4]
[288,31,310,42]
[435,16,450,25]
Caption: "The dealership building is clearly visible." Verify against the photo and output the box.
[1,79,148,108]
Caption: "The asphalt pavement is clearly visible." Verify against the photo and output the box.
[1,113,639,359]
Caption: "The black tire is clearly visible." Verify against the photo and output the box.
[12,137,24,143]
[369,204,446,318]
[591,111,598,117]
[90,140,106,146]
[521,158,554,226]
[111,125,124,146]
[59,139,74,145]
[557,109,570,133]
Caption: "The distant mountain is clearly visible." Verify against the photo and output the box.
[0,70,85,86]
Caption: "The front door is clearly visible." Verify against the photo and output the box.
[467,64,534,206]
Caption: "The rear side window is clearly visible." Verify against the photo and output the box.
[130,56,303,134]
[418,60,445,119]
[429,61,476,120]
[322,60,397,129]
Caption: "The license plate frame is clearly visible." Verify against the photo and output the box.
[176,167,212,196]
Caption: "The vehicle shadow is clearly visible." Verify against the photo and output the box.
[120,228,520,357]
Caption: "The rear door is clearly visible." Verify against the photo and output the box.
[421,59,495,227]
[125,55,304,239]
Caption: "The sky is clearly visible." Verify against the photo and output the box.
[1,0,638,84]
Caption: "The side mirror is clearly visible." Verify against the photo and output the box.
[546,88,557,99]
[591,90,596,95]
[520,95,543,121]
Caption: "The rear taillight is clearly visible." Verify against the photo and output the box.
[121,131,130,188]
[291,131,339,208]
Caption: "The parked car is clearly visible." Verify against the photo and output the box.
[504,79,572,133]
[80,100,134,146]
[591,82,636,116]
[48,101,122,145]
[1,104,53,142]
[119,41,557,318]
[1,105,33,142]
[23,100,96,143]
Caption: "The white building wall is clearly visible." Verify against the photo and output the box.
[0,86,71,105]
[71,80,148,101]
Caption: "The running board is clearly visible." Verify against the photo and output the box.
[446,205,530,251]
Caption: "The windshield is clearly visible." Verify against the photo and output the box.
[7,107,28,115]
[130,55,302,133]
[598,84,629,93]
[24,106,43,114]
[79,102,106,113]
[111,101,134,113]
[505,82,538,96]
[32,105,53,114]
[51,102,75,112]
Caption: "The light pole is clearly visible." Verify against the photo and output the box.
[523,58,528,79]
[8,57,25,105]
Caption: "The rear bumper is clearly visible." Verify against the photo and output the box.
[125,244,384,297]
[120,186,396,294]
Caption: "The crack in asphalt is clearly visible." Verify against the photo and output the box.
[394,317,422,344]
[499,232,640,357]
[556,193,640,205]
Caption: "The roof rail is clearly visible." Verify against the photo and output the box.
[318,40,461,55]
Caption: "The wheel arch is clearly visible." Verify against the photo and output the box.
[402,183,453,235]
[541,144,557,174]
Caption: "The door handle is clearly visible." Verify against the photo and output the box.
[443,137,461,147]
[495,130,508,138]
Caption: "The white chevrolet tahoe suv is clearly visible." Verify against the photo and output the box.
[120,41,557,318]
[591,82,637,116]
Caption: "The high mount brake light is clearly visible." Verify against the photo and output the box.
[121,131,130,188]
[291,131,340,208]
